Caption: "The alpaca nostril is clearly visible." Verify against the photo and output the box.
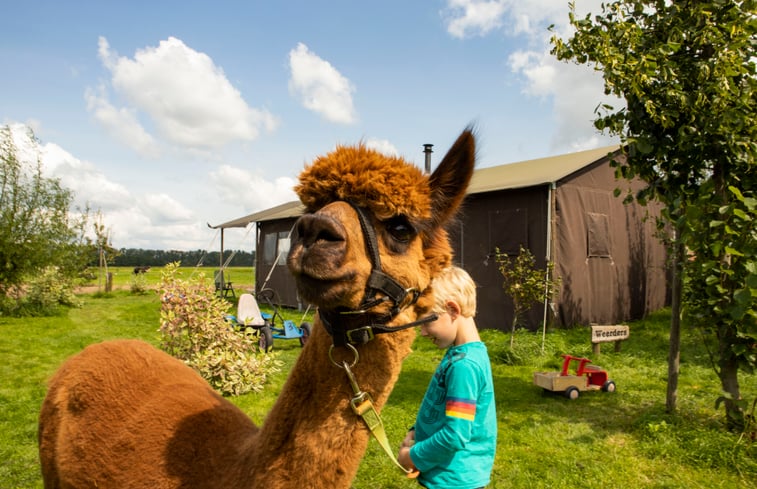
[314,227,341,243]
[295,214,346,248]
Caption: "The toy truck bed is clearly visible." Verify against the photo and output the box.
[533,371,596,392]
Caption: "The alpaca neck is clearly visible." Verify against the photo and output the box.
[248,317,414,488]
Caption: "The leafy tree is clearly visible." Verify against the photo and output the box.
[551,0,756,429]
[495,246,560,349]
[685,186,757,428]
[0,125,91,312]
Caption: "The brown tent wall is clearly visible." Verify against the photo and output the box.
[452,186,549,331]
[452,153,668,332]
[255,217,302,308]
[552,155,668,327]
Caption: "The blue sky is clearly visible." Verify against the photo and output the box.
[1,0,616,251]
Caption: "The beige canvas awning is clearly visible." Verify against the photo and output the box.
[468,145,619,194]
[210,201,305,229]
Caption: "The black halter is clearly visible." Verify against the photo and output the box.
[320,202,437,347]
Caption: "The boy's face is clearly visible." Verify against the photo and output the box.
[420,303,458,349]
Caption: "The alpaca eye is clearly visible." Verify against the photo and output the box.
[385,217,416,243]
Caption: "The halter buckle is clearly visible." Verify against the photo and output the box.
[346,326,375,345]
[398,288,420,310]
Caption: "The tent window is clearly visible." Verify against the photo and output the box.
[277,232,290,266]
[587,212,611,257]
[490,208,528,256]
[263,233,277,265]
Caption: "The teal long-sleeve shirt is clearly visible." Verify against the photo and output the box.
[409,341,497,489]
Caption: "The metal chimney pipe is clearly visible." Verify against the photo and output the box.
[423,144,433,174]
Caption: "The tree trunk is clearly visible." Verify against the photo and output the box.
[510,313,517,349]
[718,331,745,431]
[666,239,684,413]
[710,162,744,430]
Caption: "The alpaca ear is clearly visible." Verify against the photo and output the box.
[428,126,476,226]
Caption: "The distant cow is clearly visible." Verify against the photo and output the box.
[133,266,151,275]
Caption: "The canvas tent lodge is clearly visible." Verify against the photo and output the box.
[454,145,668,330]
[211,146,669,332]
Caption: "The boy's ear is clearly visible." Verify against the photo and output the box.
[446,300,461,318]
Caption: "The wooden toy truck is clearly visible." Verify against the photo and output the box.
[533,354,616,400]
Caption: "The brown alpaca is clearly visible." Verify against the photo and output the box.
[38,128,476,488]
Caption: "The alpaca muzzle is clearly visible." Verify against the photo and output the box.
[318,202,437,347]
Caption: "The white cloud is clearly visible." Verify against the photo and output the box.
[3,123,40,169]
[210,164,297,212]
[508,51,557,97]
[3,121,219,249]
[442,0,508,39]
[503,2,621,152]
[139,194,195,224]
[210,165,297,213]
[41,142,132,211]
[24,118,43,134]
[288,43,357,124]
[2,125,132,212]
[91,36,278,152]
[365,138,399,157]
[99,201,216,251]
[98,206,208,251]
[442,1,581,39]
[84,85,160,158]
[444,1,620,152]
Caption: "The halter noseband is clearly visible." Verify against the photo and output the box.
[320,202,437,347]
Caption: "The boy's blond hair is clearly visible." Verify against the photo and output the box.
[431,266,477,318]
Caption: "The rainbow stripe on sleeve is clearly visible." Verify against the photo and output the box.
[446,397,476,421]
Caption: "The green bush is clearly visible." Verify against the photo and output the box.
[130,272,149,294]
[27,266,81,309]
[158,263,280,396]
[0,266,81,316]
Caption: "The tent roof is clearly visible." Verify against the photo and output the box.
[468,144,619,194]
[210,200,305,229]
[210,144,621,229]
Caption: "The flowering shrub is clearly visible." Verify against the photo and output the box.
[158,263,280,396]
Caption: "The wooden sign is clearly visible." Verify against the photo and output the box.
[591,325,629,343]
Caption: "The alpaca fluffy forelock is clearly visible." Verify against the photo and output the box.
[295,145,431,220]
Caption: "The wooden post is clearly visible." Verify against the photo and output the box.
[218,229,225,297]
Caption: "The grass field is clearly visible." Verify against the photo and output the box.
[1,267,755,488]
[85,266,256,294]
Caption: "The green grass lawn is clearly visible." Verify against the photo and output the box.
[84,266,256,294]
[83,267,255,295]
[1,277,755,488]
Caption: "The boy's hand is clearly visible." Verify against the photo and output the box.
[398,446,416,473]
[400,429,415,448]
[398,430,418,474]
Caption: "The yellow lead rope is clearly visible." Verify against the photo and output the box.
[343,362,419,479]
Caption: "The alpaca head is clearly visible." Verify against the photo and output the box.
[287,128,476,331]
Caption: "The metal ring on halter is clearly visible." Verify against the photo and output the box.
[329,343,360,368]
